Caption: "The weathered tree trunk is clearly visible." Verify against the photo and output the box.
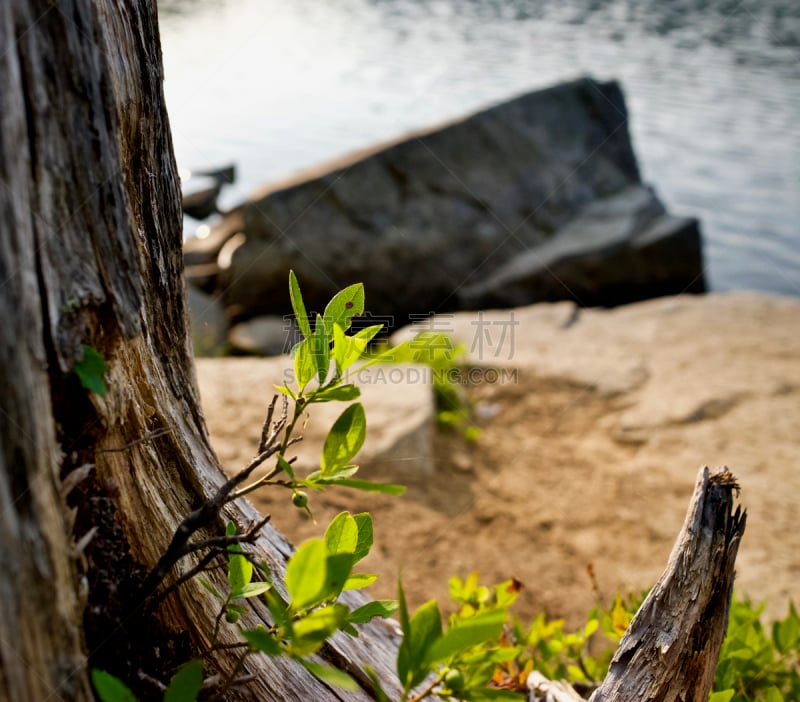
[0,2,400,700]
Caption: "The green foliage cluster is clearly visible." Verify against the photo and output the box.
[374,574,523,702]
[93,661,202,702]
[711,599,800,702]
[90,274,799,702]
[493,591,643,695]
[378,331,479,440]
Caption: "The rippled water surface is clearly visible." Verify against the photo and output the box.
[159,0,800,296]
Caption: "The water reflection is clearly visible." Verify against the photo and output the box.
[159,0,800,295]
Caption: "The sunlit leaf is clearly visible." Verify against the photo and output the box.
[285,538,328,611]
[293,338,317,391]
[322,283,364,334]
[312,314,330,385]
[332,324,369,376]
[426,609,505,665]
[349,600,399,624]
[321,477,405,495]
[324,512,359,557]
[404,600,443,689]
[310,383,361,403]
[321,403,366,475]
[231,582,271,600]
[300,660,360,692]
[290,604,348,656]
[289,270,311,339]
[242,627,282,656]
[324,552,356,601]
[343,573,379,591]
[352,512,373,563]
[273,384,296,400]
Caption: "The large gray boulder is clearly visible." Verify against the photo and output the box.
[459,184,703,308]
[186,77,703,325]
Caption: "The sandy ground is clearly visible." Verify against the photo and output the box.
[197,293,800,629]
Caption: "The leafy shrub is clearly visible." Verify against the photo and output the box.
[711,599,800,701]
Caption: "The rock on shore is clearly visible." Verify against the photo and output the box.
[195,292,799,626]
[185,77,704,348]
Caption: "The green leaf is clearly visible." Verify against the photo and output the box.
[321,478,405,496]
[764,687,785,702]
[707,692,735,702]
[354,324,384,344]
[91,670,137,702]
[231,582,271,600]
[402,600,443,689]
[364,666,391,702]
[285,538,328,611]
[312,314,331,385]
[264,588,290,628]
[307,465,360,483]
[277,455,296,482]
[324,552,356,601]
[773,603,800,653]
[352,513,374,563]
[290,604,348,656]
[163,659,203,702]
[198,577,223,601]
[74,345,108,397]
[228,552,253,595]
[322,283,364,334]
[293,339,317,391]
[242,627,282,656]
[289,270,311,339]
[343,573,378,591]
[426,609,506,665]
[332,324,369,375]
[324,512,359,557]
[310,384,361,403]
[349,600,399,624]
[397,578,413,691]
[299,660,360,692]
[274,384,297,400]
[321,403,367,475]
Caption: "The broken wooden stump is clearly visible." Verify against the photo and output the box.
[586,466,746,701]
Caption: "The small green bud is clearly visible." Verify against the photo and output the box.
[292,491,309,508]
[443,668,464,692]
[225,609,240,624]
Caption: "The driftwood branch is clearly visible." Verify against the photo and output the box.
[527,672,585,701]
[140,398,286,595]
[585,465,746,702]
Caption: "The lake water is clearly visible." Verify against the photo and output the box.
[159,0,800,297]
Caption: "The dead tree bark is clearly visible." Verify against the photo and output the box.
[0,2,399,700]
[589,466,745,701]
[527,467,745,702]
